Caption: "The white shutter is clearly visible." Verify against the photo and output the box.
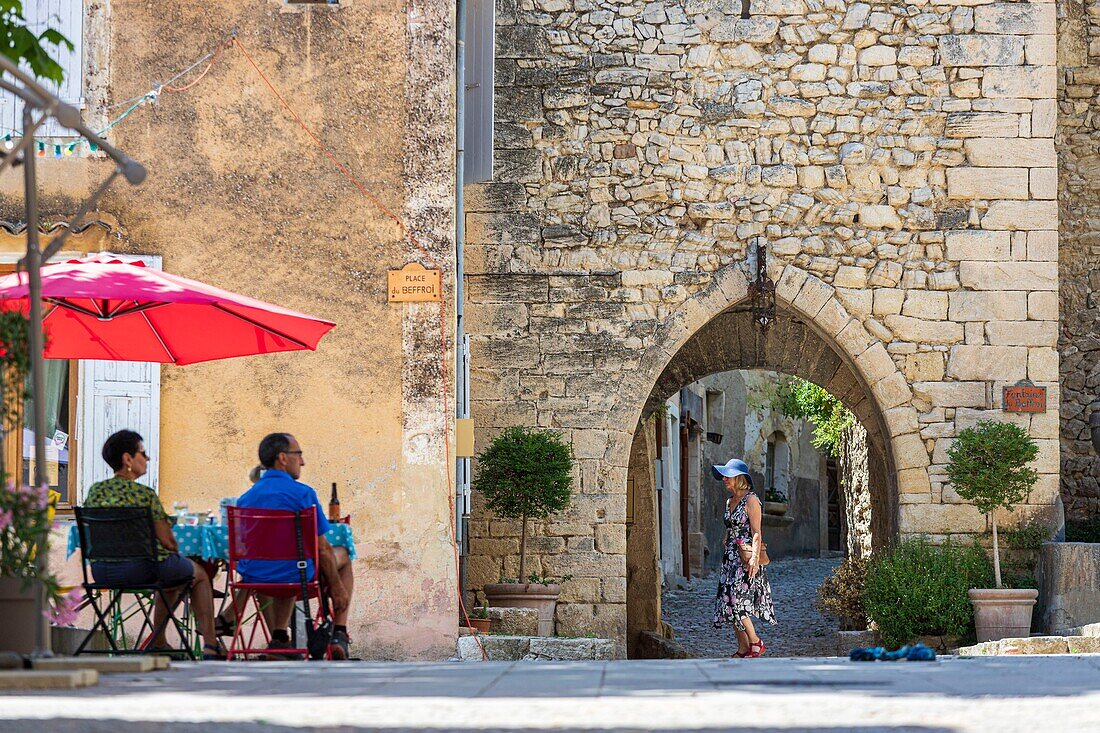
[1,1,85,138]
[463,0,494,182]
[76,255,162,499]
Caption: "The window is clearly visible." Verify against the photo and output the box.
[0,1,85,138]
[705,389,723,435]
[22,360,78,506]
[765,431,791,501]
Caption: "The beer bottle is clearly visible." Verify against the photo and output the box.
[328,482,341,522]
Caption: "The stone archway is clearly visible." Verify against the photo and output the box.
[619,264,927,655]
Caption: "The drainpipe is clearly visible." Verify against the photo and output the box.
[455,0,470,612]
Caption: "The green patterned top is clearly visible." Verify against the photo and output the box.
[84,476,170,561]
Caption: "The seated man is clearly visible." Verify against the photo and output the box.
[236,432,353,659]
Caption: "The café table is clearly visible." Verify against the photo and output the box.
[67,520,358,561]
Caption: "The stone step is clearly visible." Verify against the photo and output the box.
[456,635,616,662]
[957,636,1100,656]
[32,656,162,673]
[0,669,98,689]
[1059,622,1100,638]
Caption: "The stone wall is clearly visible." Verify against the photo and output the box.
[467,0,1061,644]
[1058,0,1100,519]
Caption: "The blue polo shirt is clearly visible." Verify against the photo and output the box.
[235,469,331,583]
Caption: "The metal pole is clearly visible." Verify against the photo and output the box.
[455,0,469,618]
[23,108,50,657]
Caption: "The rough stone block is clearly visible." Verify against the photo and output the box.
[834,265,868,288]
[901,291,949,320]
[981,201,1058,231]
[946,345,1028,381]
[900,503,986,534]
[858,204,903,229]
[526,637,617,661]
[913,381,987,408]
[1028,347,1058,382]
[488,607,539,636]
[1030,168,1057,200]
[456,635,530,661]
[959,261,1057,290]
[1025,35,1057,66]
[947,168,1028,199]
[948,291,1027,321]
[964,138,1056,167]
[974,3,1056,34]
[985,321,1057,347]
[634,630,692,659]
[939,35,1024,66]
[982,66,1057,99]
[710,17,779,44]
[884,316,963,345]
[945,112,1020,138]
[946,231,1010,261]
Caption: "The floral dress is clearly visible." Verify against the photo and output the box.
[713,493,777,631]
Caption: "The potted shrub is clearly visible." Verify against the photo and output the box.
[474,426,573,636]
[468,607,491,633]
[763,488,789,516]
[946,420,1040,642]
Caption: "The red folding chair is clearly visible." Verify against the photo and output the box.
[225,506,333,661]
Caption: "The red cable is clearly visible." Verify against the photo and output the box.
[232,36,484,658]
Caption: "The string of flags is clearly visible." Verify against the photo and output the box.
[0,34,231,158]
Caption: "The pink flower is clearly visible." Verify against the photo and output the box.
[0,508,11,531]
[44,588,83,627]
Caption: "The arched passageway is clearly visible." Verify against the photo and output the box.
[626,300,897,657]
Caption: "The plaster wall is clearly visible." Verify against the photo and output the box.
[5,0,458,659]
[466,0,1061,647]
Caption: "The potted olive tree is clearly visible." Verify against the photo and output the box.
[946,420,1040,642]
[474,426,573,636]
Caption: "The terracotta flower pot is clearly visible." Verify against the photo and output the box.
[969,587,1038,642]
[0,576,40,655]
[483,583,560,636]
[468,617,491,633]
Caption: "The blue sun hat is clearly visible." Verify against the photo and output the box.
[712,458,753,485]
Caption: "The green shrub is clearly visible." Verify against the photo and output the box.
[473,426,574,582]
[863,537,994,648]
[771,377,854,458]
[816,556,869,629]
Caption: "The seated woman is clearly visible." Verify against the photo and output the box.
[84,429,224,660]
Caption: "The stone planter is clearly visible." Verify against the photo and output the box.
[969,587,1039,642]
[764,501,788,516]
[483,583,560,636]
[0,576,40,655]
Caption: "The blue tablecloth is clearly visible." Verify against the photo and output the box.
[67,522,357,561]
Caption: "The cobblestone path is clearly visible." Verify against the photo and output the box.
[662,555,841,658]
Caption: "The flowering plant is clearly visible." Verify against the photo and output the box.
[0,482,59,596]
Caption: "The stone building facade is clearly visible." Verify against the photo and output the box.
[1,0,459,659]
[466,0,1063,651]
[1058,0,1100,519]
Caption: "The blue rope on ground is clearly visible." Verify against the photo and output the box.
[850,642,936,662]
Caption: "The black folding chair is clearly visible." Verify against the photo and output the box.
[73,506,197,659]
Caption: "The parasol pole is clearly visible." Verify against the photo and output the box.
[22,106,50,657]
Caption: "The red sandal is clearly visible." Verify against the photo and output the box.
[746,640,766,658]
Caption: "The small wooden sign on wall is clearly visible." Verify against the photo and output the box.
[1003,381,1047,413]
[388,263,442,302]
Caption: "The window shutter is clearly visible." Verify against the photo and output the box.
[1,1,85,137]
[463,0,494,182]
[76,255,162,499]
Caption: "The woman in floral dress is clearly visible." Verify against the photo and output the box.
[712,458,776,657]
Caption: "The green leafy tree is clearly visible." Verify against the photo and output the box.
[772,376,854,457]
[1,2,73,84]
[946,420,1038,588]
[472,427,573,583]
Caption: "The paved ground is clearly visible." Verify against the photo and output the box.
[662,556,841,657]
[3,656,1100,732]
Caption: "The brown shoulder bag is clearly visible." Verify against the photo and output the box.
[738,540,770,567]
